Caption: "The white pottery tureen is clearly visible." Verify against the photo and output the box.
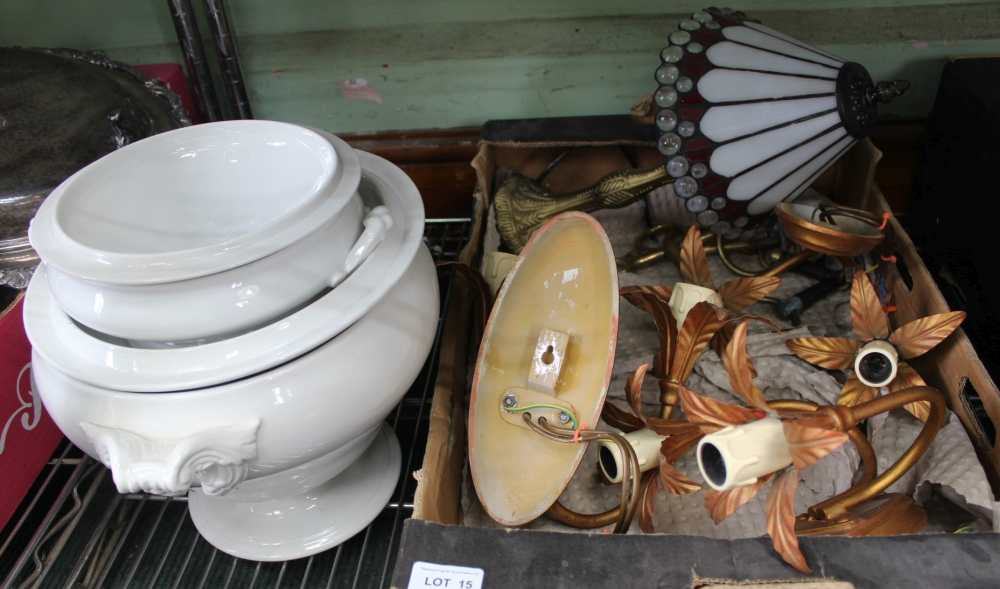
[25,142,438,561]
[29,121,392,343]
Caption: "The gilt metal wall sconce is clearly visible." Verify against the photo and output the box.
[604,292,949,573]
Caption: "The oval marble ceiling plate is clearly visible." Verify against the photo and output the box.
[469,212,618,526]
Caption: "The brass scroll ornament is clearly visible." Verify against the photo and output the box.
[494,165,670,252]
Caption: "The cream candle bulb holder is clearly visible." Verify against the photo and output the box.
[696,416,792,491]
[854,339,899,388]
[668,282,723,326]
[598,428,665,484]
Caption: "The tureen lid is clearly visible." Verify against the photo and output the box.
[468,212,619,526]
[29,121,360,285]
[23,147,425,392]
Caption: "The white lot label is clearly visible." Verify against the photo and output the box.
[407,561,484,589]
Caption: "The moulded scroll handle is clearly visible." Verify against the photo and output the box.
[81,419,260,497]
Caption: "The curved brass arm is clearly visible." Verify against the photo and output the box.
[494,166,670,252]
[770,400,877,487]
[807,386,947,520]
[546,499,621,529]
[524,415,642,533]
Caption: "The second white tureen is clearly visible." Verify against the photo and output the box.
[29,121,392,342]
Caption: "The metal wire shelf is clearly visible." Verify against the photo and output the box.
[0,218,471,589]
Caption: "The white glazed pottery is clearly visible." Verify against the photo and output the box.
[24,148,424,392]
[188,424,401,561]
[25,150,439,561]
[29,121,393,342]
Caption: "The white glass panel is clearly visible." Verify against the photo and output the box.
[744,22,845,64]
[709,111,841,177]
[707,42,838,78]
[700,96,837,143]
[698,69,835,103]
[723,26,842,68]
[747,136,856,215]
[727,127,846,200]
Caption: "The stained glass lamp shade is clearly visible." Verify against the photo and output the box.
[655,8,907,237]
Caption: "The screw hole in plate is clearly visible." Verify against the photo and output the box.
[542,344,555,365]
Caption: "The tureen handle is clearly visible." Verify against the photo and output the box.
[80,419,260,497]
[329,206,393,287]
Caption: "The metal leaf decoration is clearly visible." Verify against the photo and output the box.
[712,320,737,358]
[786,337,859,370]
[602,402,646,433]
[904,402,931,423]
[889,363,932,422]
[782,411,841,432]
[670,302,726,382]
[659,427,704,464]
[647,414,706,437]
[677,386,761,434]
[621,284,673,308]
[783,420,849,470]
[837,374,879,408]
[850,271,889,341]
[639,473,659,533]
[658,458,701,495]
[889,311,966,360]
[722,321,769,411]
[719,276,781,312]
[626,363,653,422]
[713,314,781,358]
[649,296,679,378]
[704,473,771,524]
[679,225,714,289]
[622,287,680,382]
[623,364,700,435]
[766,469,811,574]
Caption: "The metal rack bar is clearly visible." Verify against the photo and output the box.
[222,555,239,589]
[4,457,99,588]
[203,0,253,119]
[166,0,223,121]
[275,561,288,588]
[249,560,263,588]
[300,556,315,589]
[93,496,148,587]
[62,492,122,587]
[147,502,189,587]
[122,499,171,587]
[324,546,344,589]
[0,444,74,561]
[196,548,219,589]
[170,529,202,589]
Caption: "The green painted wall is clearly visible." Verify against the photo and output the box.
[3,1,999,133]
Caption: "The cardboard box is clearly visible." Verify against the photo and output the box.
[394,124,1000,587]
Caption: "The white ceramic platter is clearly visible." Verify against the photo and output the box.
[23,148,425,392]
